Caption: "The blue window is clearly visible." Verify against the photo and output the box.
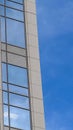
[10,106,31,130]
[8,64,28,87]
[6,18,25,48]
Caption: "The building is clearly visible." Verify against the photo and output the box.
[0,0,45,130]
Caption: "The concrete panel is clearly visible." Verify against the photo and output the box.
[4,126,9,130]
[2,51,6,62]
[26,12,37,25]
[30,71,41,85]
[25,1,36,13]
[27,46,39,59]
[7,45,26,57]
[33,113,45,128]
[30,84,43,99]
[1,43,6,51]
[28,58,40,72]
[26,23,37,36]
[27,34,38,48]
[31,98,44,114]
[8,53,27,68]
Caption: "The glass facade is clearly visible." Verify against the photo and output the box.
[0,0,25,48]
[0,0,31,130]
[2,63,31,130]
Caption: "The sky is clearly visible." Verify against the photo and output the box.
[36,0,73,130]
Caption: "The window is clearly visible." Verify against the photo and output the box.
[9,84,28,96]
[8,64,28,87]
[10,106,31,130]
[4,105,9,126]
[0,0,4,5]
[7,0,23,4]
[0,0,25,48]
[9,93,29,109]
[6,1,23,10]
[6,7,24,21]
[1,17,5,42]
[2,63,31,129]
[7,18,25,48]
[0,5,4,16]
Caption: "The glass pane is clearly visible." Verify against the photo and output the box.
[0,0,4,5]
[0,5,4,16]
[9,84,28,96]
[3,92,8,104]
[8,0,23,4]
[6,7,24,21]
[2,63,7,82]
[9,93,29,109]
[6,18,25,48]
[1,17,5,42]
[8,64,28,87]
[10,106,31,130]
[4,105,9,126]
[3,83,7,91]
[6,1,23,10]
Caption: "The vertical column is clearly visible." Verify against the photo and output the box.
[24,0,45,130]
[0,43,3,130]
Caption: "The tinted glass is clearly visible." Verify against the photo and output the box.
[9,93,29,109]
[1,17,5,42]
[3,83,7,91]
[6,18,25,47]
[6,1,23,10]
[8,0,23,4]
[0,6,4,16]
[2,63,7,82]
[9,84,28,96]
[8,64,28,87]
[4,105,9,126]
[6,7,24,21]
[10,107,31,130]
[0,0,4,5]
[3,92,8,104]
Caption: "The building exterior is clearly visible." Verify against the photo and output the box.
[0,0,45,130]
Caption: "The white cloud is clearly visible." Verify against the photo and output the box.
[4,112,18,120]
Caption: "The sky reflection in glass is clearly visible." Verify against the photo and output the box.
[7,18,25,48]
[9,93,29,109]
[8,64,28,87]
[4,105,9,126]
[10,107,31,130]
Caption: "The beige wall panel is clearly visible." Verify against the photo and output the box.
[7,45,26,57]
[30,71,41,85]
[35,128,45,130]
[26,12,37,25]
[25,1,36,13]
[26,23,37,36]
[27,46,39,59]
[28,58,40,72]
[2,51,6,62]
[8,53,27,68]
[31,98,44,114]
[32,112,45,129]
[30,84,43,99]
[1,43,6,51]
[27,34,38,48]
[4,126,9,130]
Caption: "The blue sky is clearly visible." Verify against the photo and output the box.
[36,0,73,130]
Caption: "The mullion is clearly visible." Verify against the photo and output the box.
[3,103,30,111]
[3,81,28,89]
[3,90,29,98]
